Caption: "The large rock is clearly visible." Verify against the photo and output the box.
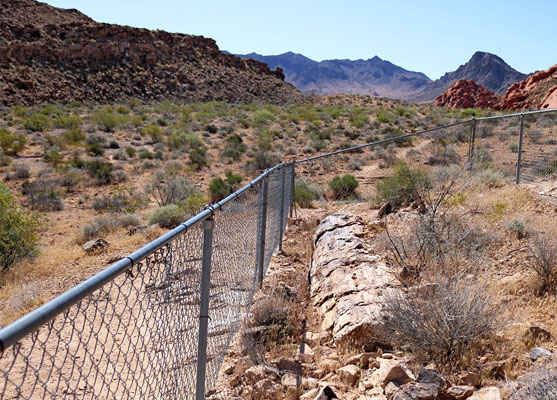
[369,359,415,388]
[434,79,500,109]
[339,364,360,386]
[500,64,557,110]
[444,385,475,400]
[310,214,401,346]
[392,368,446,400]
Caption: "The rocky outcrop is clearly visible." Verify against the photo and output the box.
[0,0,301,105]
[310,214,401,347]
[500,64,557,110]
[434,79,500,109]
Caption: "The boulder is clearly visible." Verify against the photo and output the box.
[312,385,338,399]
[391,368,446,400]
[252,378,282,400]
[339,364,360,386]
[443,385,475,400]
[529,347,552,361]
[244,364,279,385]
[83,238,110,254]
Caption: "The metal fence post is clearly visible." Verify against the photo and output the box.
[278,167,286,252]
[195,216,215,400]
[515,113,525,184]
[289,163,295,219]
[256,177,269,289]
[469,118,476,171]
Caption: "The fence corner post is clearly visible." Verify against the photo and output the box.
[278,167,286,252]
[255,177,269,289]
[515,113,525,184]
[195,216,215,400]
[469,118,477,172]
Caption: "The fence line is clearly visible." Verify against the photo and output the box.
[1,108,556,399]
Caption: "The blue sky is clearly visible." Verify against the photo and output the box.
[43,0,556,80]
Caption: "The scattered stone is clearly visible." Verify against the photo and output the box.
[297,343,315,363]
[392,368,446,400]
[300,388,319,400]
[305,331,330,347]
[378,201,392,217]
[443,385,475,400]
[382,353,393,360]
[252,378,282,400]
[312,386,338,400]
[276,358,303,375]
[468,387,501,400]
[282,373,298,389]
[83,238,110,254]
[529,347,552,361]
[244,365,279,385]
[460,372,481,387]
[339,364,360,386]
[384,381,401,398]
[370,359,415,388]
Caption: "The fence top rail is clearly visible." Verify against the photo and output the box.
[0,162,289,353]
[475,108,557,121]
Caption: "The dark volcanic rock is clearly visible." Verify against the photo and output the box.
[0,0,301,105]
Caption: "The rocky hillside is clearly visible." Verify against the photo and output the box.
[434,79,499,109]
[235,52,431,99]
[0,0,301,105]
[501,64,557,110]
[409,52,527,103]
[435,65,557,111]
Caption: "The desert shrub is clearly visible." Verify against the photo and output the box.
[505,217,526,239]
[6,166,30,181]
[61,127,86,145]
[81,216,120,241]
[142,123,163,143]
[375,163,428,208]
[375,108,392,123]
[85,159,114,185]
[23,113,48,132]
[125,147,136,158]
[85,135,106,156]
[525,235,557,295]
[183,193,207,214]
[348,159,362,171]
[138,148,155,160]
[0,152,12,166]
[188,147,208,169]
[473,168,506,188]
[253,109,276,126]
[0,128,26,155]
[112,150,127,160]
[205,124,218,134]
[116,105,130,115]
[208,178,229,203]
[92,186,146,213]
[145,172,198,206]
[225,170,243,187]
[58,168,83,190]
[427,145,460,166]
[51,113,81,129]
[93,109,124,132]
[0,182,40,270]
[23,179,64,211]
[42,146,64,166]
[147,204,185,228]
[220,134,247,160]
[295,178,323,207]
[119,213,142,228]
[377,276,501,371]
[508,142,519,153]
[328,174,359,200]
[109,139,119,149]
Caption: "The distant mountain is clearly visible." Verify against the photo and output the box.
[234,52,431,99]
[235,51,528,103]
[409,51,527,102]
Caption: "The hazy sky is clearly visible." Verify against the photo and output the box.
[42,0,556,80]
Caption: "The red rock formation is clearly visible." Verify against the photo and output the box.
[434,79,500,109]
[499,64,557,110]
[0,0,300,105]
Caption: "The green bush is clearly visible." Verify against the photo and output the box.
[0,182,40,270]
[295,179,323,207]
[0,128,26,155]
[0,152,12,166]
[23,113,49,132]
[61,127,86,145]
[145,172,198,206]
[375,162,428,208]
[221,134,247,160]
[225,171,243,187]
[93,109,124,132]
[189,147,208,170]
[125,147,136,158]
[85,160,114,185]
[51,113,82,129]
[328,174,359,200]
[43,146,64,167]
[183,193,207,214]
[119,213,142,228]
[142,123,163,143]
[208,177,230,202]
[253,109,276,126]
[147,205,185,229]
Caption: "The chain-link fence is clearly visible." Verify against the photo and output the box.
[0,163,293,399]
[1,109,556,400]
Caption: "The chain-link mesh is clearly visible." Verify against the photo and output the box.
[0,164,293,399]
[0,224,204,399]
[520,111,557,182]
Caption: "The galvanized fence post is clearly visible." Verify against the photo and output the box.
[289,162,295,219]
[195,216,215,400]
[469,118,476,171]
[256,177,269,289]
[278,167,286,252]
[515,113,525,184]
